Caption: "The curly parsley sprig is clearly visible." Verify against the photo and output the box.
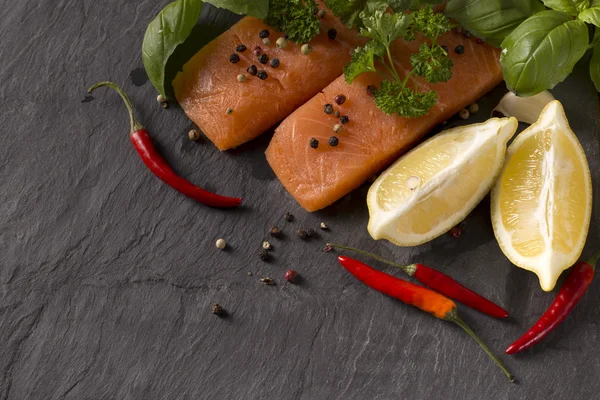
[264,0,320,43]
[340,5,453,118]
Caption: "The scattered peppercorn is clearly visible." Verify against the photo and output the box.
[459,108,470,120]
[216,238,227,249]
[270,226,281,238]
[317,9,327,19]
[328,28,337,40]
[441,45,448,54]
[226,107,233,115]
[229,54,240,64]
[296,229,308,239]
[188,129,201,141]
[334,110,341,118]
[320,222,328,230]
[284,270,298,283]
[270,58,280,68]
[455,27,463,35]
[237,74,246,83]
[212,303,224,316]
[366,85,377,96]
[259,29,270,39]
[262,241,272,250]
[284,212,294,222]
[462,30,472,38]
[259,249,270,261]
[310,138,319,149]
[161,102,168,109]
[157,94,166,104]
[257,71,268,80]
[468,103,479,114]
[333,124,343,133]
[324,104,334,114]
[247,271,253,276]
[259,54,269,64]
[236,44,247,53]
[301,44,312,55]
[260,277,275,285]
[329,136,339,147]
[476,37,484,44]
[247,65,258,76]
[262,38,272,46]
[322,244,333,252]
[340,115,349,125]
[334,95,346,105]
[455,45,465,55]
[276,37,288,49]
[306,228,316,237]
[253,46,262,56]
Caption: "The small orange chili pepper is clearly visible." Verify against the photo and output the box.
[338,256,514,382]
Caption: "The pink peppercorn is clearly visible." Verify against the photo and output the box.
[284,270,298,283]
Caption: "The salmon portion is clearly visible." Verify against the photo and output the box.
[173,2,364,150]
[266,34,503,212]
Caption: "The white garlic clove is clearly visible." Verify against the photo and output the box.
[492,91,555,125]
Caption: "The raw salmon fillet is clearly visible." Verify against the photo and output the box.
[173,2,364,151]
[266,33,503,212]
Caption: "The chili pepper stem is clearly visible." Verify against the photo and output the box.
[447,311,515,383]
[88,82,144,132]
[587,250,600,270]
[327,243,416,276]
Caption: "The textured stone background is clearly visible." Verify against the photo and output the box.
[1,1,599,399]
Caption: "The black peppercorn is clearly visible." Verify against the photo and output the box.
[329,136,339,147]
[366,85,377,96]
[259,54,269,64]
[340,115,349,124]
[310,138,319,149]
[257,70,268,80]
[306,228,316,237]
[284,212,294,222]
[212,303,224,316]
[270,226,281,238]
[296,229,308,239]
[334,95,346,105]
[324,104,334,114]
[259,29,270,39]
[455,45,465,54]
[270,58,280,68]
[253,46,262,56]
[328,28,337,40]
[462,30,472,38]
[259,249,270,261]
[229,54,240,64]
[247,65,258,76]
[236,44,247,53]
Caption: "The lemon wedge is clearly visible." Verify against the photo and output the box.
[367,117,518,246]
[491,100,592,291]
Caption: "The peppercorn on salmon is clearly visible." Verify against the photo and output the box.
[266,33,503,212]
[173,2,364,151]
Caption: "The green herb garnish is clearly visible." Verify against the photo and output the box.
[342,6,453,118]
[264,0,321,43]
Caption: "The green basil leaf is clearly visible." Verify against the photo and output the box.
[501,11,589,96]
[541,0,589,15]
[142,0,204,98]
[579,7,600,26]
[444,0,541,47]
[204,0,269,19]
[590,43,600,92]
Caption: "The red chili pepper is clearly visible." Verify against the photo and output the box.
[329,244,508,318]
[338,256,514,382]
[88,82,241,208]
[505,251,600,355]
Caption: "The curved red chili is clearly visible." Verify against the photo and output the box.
[338,256,514,382]
[88,82,242,208]
[328,244,508,318]
[505,251,599,355]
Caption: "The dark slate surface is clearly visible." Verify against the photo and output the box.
[1,1,599,399]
